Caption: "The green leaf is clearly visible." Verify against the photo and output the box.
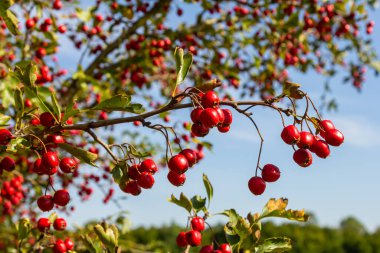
[0,0,14,10]
[202,174,213,207]
[12,61,37,87]
[112,165,124,184]
[258,198,309,222]
[17,218,31,240]
[75,7,96,22]
[122,103,145,114]
[1,9,20,35]
[48,212,58,224]
[168,193,193,214]
[58,143,98,167]
[62,100,80,122]
[369,61,380,72]
[50,93,61,119]
[82,234,101,253]
[14,88,24,116]
[94,224,117,251]
[172,47,193,97]
[256,237,292,253]
[191,195,207,212]
[6,137,29,154]
[0,113,11,126]
[91,94,145,113]
[282,81,304,99]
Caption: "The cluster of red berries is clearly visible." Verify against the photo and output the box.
[281,120,344,168]
[0,175,24,215]
[190,91,233,137]
[167,148,198,187]
[176,216,231,252]
[53,238,74,253]
[37,189,70,212]
[248,164,281,196]
[120,159,158,196]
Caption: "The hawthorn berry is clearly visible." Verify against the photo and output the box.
[64,238,74,251]
[281,125,300,145]
[310,139,330,158]
[53,189,70,206]
[248,176,266,195]
[200,108,220,128]
[137,172,155,189]
[186,230,202,246]
[191,122,209,137]
[191,216,205,231]
[25,19,35,29]
[167,171,186,186]
[215,107,225,124]
[139,159,158,174]
[325,129,344,146]
[0,129,12,145]
[217,125,230,133]
[200,245,214,253]
[176,231,188,247]
[168,154,189,174]
[53,0,63,10]
[219,243,232,253]
[36,48,47,59]
[37,217,51,232]
[53,239,67,253]
[318,120,335,138]
[221,109,233,125]
[293,149,313,167]
[40,112,56,127]
[261,164,280,182]
[37,195,54,212]
[0,157,15,172]
[46,134,65,145]
[42,151,59,169]
[201,91,219,108]
[180,149,197,167]
[53,217,67,231]
[297,131,314,149]
[59,157,78,173]
[128,164,141,180]
[122,180,141,196]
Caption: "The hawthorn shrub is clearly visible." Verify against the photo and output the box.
[0,0,378,252]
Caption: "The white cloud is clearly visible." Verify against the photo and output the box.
[333,116,380,148]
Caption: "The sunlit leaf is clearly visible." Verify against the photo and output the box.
[58,143,98,167]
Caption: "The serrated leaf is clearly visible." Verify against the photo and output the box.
[112,165,124,184]
[172,47,193,97]
[91,94,131,111]
[191,195,206,212]
[168,193,193,214]
[282,81,304,99]
[256,237,292,253]
[202,174,213,207]
[17,218,31,240]
[1,9,20,35]
[58,143,98,167]
[258,198,309,222]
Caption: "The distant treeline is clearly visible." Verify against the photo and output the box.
[124,217,380,252]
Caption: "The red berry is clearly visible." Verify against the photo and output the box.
[121,180,141,196]
[53,189,70,206]
[139,159,158,174]
[310,140,330,158]
[191,216,205,231]
[37,195,54,212]
[324,129,344,146]
[0,156,15,171]
[37,218,51,233]
[53,0,63,10]
[40,112,56,127]
[191,108,203,123]
[36,48,47,59]
[293,149,313,167]
[191,123,209,137]
[221,109,233,125]
[167,171,186,186]
[201,91,219,108]
[217,125,230,133]
[25,19,35,29]
[176,232,188,247]
[53,239,67,253]
[281,125,300,144]
[200,245,214,253]
[180,149,197,167]
[53,217,67,231]
[137,172,155,189]
[186,230,202,246]
[319,120,335,138]
[64,238,74,251]
[248,176,266,195]
[42,152,59,169]
[128,164,141,180]
[0,129,12,145]
[297,131,314,149]
[168,154,189,174]
[261,164,280,182]
[200,108,220,128]
[59,157,78,173]
[58,25,66,33]
[46,134,65,144]
[215,108,225,124]
[219,243,232,253]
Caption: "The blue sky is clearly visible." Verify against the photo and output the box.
[54,4,380,232]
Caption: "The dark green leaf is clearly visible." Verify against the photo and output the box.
[191,195,206,212]
[256,237,292,253]
[282,81,304,99]
[58,143,98,167]
[112,165,124,184]
[91,94,131,111]
[168,193,193,214]
[202,174,213,207]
